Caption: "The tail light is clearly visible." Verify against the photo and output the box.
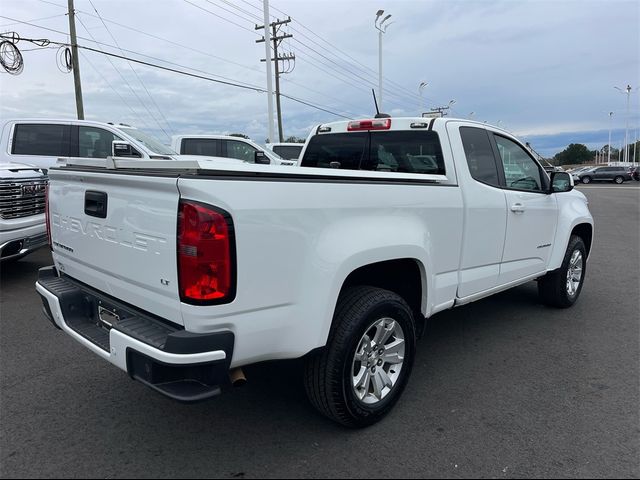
[45,183,52,249]
[177,200,235,304]
[347,118,392,131]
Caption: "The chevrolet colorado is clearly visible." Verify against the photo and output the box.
[36,117,593,427]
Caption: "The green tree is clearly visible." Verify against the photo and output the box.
[553,143,593,166]
[230,133,250,139]
[284,136,306,143]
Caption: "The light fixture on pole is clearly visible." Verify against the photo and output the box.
[418,81,428,114]
[468,111,475,119]
[375,10,393,111]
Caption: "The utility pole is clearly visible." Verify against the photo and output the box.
[67,0,84,119]
[422,100,456,118]
[256,17,293,142]
[257,0,275,143]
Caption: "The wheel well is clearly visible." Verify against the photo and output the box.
[572,223,593,258]
[340,259,425,331]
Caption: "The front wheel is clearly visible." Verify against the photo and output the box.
[304,286,416,428]
[581,176,592,184]
[538,235,587,308]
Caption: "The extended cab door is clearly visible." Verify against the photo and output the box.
[491,134,558,284]
[449,124,508,298]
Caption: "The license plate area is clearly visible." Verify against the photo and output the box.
[97,302,125,331]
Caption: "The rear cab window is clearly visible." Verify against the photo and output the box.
[301,130,446,175]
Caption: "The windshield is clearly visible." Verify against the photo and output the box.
[117,127,176,155]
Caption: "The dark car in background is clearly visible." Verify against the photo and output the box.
[577,166,632,184]
[628,166,639,181]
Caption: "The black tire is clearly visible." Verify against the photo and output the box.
[538,235,587,308]
[304,286,416,428]
[581,176,592,184]
[613,176,624,184]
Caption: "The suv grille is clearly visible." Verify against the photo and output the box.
[0,177,47,220]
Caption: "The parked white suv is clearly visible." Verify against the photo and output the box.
[0,162,48,262]
[0,119,180,170]
[171,135,297,166]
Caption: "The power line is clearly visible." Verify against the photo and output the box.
[0,14,66,28]
[244,0,431,106]
[182,0,261,36]
[2,16,354,121]
[86,0,173,137]
[76,44,351,119]
[202,0,262,25]
[75,14,171,139]
[79,51,151,129]
[75,9,264,76]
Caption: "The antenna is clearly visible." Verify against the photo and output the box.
[372,89,390,119]
[372,89,380,115]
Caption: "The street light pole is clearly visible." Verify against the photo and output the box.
[615,85,633,164]
[375,10,392,112]
[608,111,614,165]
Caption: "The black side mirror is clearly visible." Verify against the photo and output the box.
[112,141,140,158]
[550,171,574,193]
[255,151,270,165]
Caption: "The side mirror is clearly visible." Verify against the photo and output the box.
[112,140,140,158]
[255,151,270,165]
[550,171,574,193]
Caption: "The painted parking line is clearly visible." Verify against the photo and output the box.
[576,186,640,190]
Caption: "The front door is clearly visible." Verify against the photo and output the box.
[492,134,559,285]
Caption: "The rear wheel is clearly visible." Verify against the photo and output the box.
[613,176,624,184]
[304,286,416,428]
[581,176,592,184]
[538,235,586,308]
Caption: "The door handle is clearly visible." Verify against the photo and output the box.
[510,203,525,213]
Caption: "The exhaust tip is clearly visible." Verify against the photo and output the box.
[229,367,247,387]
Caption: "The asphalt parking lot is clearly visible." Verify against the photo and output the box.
[1,182,638,479]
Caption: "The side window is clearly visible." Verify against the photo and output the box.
[226,140,257,162]
[12,124,71,156]
[493,135,544,192]
[181,138,221,157]
[272,145,302,160]
[78,127,121,158]
[300,133,367,170]
[460,127,500,186]
[364,131,445,174]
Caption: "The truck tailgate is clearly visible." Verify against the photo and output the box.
[48,169,184,325]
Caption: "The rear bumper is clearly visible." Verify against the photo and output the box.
[36,266,235,403]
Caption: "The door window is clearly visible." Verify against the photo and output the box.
[493,135,544,192]
[78,126,122,158]
[459,127,501,186]
[226,140,257,162]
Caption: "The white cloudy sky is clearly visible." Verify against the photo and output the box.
[0,0,638,157]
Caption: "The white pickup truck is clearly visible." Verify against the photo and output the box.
[36,117,593,427]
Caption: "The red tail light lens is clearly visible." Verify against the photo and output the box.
[347,118,392,131]
[177,200,235,304]
[45,183,52,249]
